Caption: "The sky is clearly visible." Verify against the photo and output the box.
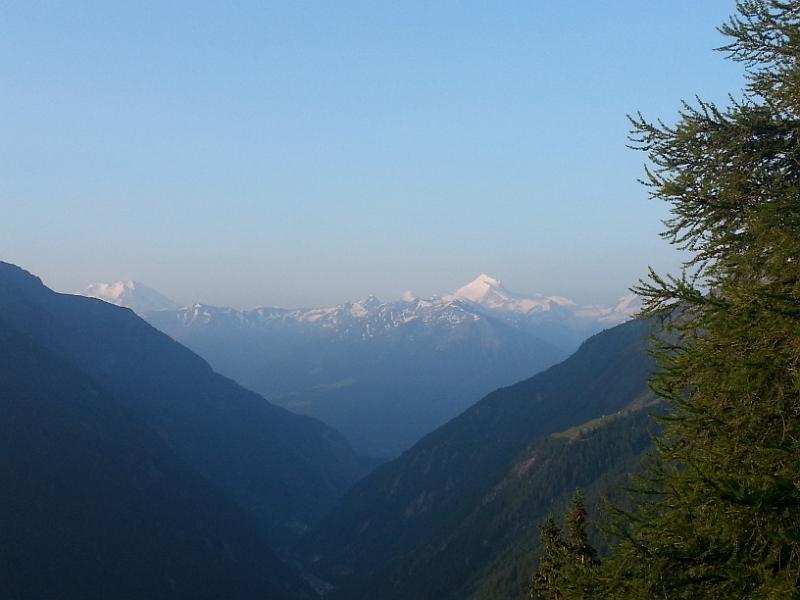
[1,1,746,308]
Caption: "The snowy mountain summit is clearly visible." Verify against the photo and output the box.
[85,273,638,333]
[449,273,576,314]
[83,280,180,313]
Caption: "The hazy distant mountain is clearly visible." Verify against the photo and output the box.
[446,273,639,348]
[83,279,180,313]
[84,273,638,339]
[0,316,312,600]
[86,274,639,457]
[0,262,366,546]
[297,318,656,600]
[574,291,641,323]
[449,273,578,314]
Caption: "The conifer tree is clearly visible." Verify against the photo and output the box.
[548,2,800,598]
[531,493,599,599]
[531,516,568,600]
[564,492,597,570]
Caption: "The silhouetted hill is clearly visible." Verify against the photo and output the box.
[0,316,313,599]
[0,262,366,545]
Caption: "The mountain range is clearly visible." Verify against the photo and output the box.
[84,274,639,457]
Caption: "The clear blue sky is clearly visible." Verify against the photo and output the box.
[1,1,744,308]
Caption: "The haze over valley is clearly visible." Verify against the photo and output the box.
[82,273,638,456]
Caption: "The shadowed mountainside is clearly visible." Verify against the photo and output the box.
[0,316,314,599]
[297,318,655,599]
[0,262,366,546]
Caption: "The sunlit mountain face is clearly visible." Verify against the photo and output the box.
[84,274,639,457]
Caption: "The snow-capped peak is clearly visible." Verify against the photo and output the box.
[574,292,641,324]
[86,279,136,300]
[452,274,505,303]
[612,292,641,315]
[348,296,381,317]
[450,274,575,315]
[83,280,180,315]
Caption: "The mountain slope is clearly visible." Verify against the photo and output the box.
[0,262,366,545]
[297,318,655,599]
[465,401,661,600]
[0,316,312,599]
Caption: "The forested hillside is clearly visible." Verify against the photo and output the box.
[470,401,661,600]
[297,318,655,599]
